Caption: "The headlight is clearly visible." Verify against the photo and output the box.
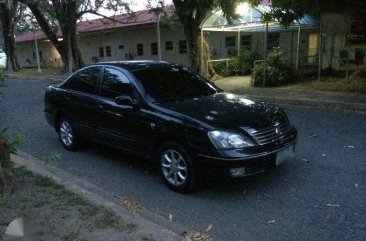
[208,130,254,150]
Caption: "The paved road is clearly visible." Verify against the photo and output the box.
[1,78,365,241]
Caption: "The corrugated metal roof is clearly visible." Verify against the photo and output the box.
[16,6,175,43]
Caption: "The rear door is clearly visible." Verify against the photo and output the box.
[61,66,102,140]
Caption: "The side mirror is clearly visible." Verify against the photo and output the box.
[115,95,135,107]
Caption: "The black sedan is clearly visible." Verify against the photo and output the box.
[44,61,297,192]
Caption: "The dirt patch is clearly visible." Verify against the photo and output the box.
[0,167,155,241]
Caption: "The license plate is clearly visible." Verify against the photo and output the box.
[276,145,294,165]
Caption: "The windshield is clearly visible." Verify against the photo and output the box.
[132,65,219,102]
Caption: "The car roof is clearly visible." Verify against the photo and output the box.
[92,60,176,72]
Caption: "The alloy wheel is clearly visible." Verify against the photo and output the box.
[161,149,188,186]
[59,121,74,147]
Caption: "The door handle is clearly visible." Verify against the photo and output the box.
[63,96,71,101]
[97,105,104,111]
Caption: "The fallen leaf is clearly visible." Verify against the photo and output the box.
[266,220,276,224]
[344,145,355,149]
[327,203,340,207]
[301,158,310,163]
[121,197,141,213]
[321,154,327,157]
[205,224,213,232]
[355,183,359,188]
[264,194,272,197]
[308,134,318,138]
[169,213,173,222]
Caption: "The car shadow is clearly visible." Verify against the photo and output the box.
[76,140,297,198]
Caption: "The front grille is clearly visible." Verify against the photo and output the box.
[250,121,291,145]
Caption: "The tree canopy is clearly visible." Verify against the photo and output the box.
[18,0,130,73]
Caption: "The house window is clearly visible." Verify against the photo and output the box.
[99,47,104,57]
[179,40,187,54]
[165,41,173,51]
[105,46,111,57]
[225,36,236,48]
[267,32,280,50]
[137,43,144,56]
[33,51,43,59]
[118,45,124,50]
[151,42,158,55]
[241,35,252,50]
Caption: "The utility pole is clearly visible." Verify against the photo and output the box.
[33,31,41,73]
[31,18,42,73]
[157,12,162,61]
[263,21,268,87]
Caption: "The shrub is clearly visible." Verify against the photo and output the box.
[214,48,260,77]
[252,48,299,87]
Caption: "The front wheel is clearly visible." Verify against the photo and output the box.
[58,118,78,150]
[158,142,198,193]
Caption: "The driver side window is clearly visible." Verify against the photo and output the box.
[101,68,132,99]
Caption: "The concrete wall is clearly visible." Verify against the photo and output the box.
[78,25,189,66]
[16,40,61,68]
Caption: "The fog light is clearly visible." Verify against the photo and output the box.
[230,167,246,177]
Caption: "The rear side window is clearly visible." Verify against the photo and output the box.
[100,68,132,99]
[65,67,101,94]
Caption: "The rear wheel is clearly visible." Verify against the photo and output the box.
[158,142,198,193]
[58,118,78,150]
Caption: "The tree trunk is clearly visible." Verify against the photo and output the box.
[172,1,216,78]
[22,0,84,73]
[0,3,21,72]
[0,134,13,196]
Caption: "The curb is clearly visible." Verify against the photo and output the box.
[246,95,366,112]
[11,150,191,241]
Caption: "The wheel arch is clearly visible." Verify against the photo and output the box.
[54,109,67,132]
[152,133,191,161]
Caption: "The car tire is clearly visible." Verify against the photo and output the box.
[58,117,78,150]
[157,141,198,193]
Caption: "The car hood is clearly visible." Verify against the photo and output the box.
[157,93,287,131]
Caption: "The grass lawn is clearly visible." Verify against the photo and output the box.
[291,75,366,95]
[16,68,62,75]
[0,167,156,241]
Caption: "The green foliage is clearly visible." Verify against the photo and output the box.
[214,48,260,77]
[0,127,23,154]
[252,48,300,87]
[42,151,62,165]
[249,0,366,26]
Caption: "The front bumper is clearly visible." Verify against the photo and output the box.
[195,127,297,177]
